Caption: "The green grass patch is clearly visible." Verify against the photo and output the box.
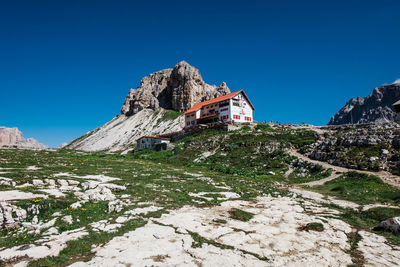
[229,208,254,222]
[161,110,183,121]
[313,172,400,205]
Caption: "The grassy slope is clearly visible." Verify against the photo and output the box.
[1,125,400,265]
[134,125,327,183]
[313,172,400,206]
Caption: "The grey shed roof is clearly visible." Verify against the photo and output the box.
[393,100,400,106]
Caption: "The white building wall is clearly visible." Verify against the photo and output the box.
[200,103,218,117]
[184,91,254,128]
[185,113,196,128]
[229,92,253,123]
[137,137,151,149]
[137,137,169,149]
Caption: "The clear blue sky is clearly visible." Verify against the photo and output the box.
[1,0,399,147]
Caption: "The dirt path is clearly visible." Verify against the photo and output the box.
[287,149,400,188]
[282,124,331,135]
[301,172,342,187]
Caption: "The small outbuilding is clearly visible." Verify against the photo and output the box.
[136,136,170,150]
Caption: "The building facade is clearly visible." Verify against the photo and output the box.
[136,136,170,150]
[184,90,255,128]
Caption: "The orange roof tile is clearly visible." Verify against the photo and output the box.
[184,90,254,114]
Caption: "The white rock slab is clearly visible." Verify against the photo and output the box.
[0,190,47,201]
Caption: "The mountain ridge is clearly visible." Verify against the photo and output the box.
[328,83,400,125]
[0,127,47,149]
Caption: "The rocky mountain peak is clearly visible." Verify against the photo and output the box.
[121,61,231,116]
[328,83,400,125]
[0,127,47,149]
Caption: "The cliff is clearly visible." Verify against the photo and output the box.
[328,83,400,125]
[120,61,230,115]
[0,127,47,149]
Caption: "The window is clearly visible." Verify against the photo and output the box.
[233,115,241,120]
[219,101,229,107]
[220,108,228,112]
[191,121,195,125]
[187,122,191,126]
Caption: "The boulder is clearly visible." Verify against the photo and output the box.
[375,217,400,234]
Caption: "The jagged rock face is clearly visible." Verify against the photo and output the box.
[328,83,400,125]
[121,61,231,115]
[0,127,24,146]
[0,127,47,149]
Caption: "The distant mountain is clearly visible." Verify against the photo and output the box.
[328,83,400,125]
[0,127,47,149]
[67,61,231,152]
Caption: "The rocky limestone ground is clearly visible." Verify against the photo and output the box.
[328,82,400,125]
[0,147,400,266]
[0,127,47,150]
[302,122,400,176]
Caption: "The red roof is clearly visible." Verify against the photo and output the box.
[184,90,254,115]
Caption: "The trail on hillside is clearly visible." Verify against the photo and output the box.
[287,149,400,188]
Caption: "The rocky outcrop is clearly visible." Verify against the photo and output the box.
[328,83,400,125]
[375,217,400,234]
[0,127,47,149]
[0,127,24,146]
[305,123,400,174]
[0,202,27,229]
[121,61,231,116]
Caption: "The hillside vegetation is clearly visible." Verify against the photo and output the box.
[1,124,400,266]
[134,125,330,183]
